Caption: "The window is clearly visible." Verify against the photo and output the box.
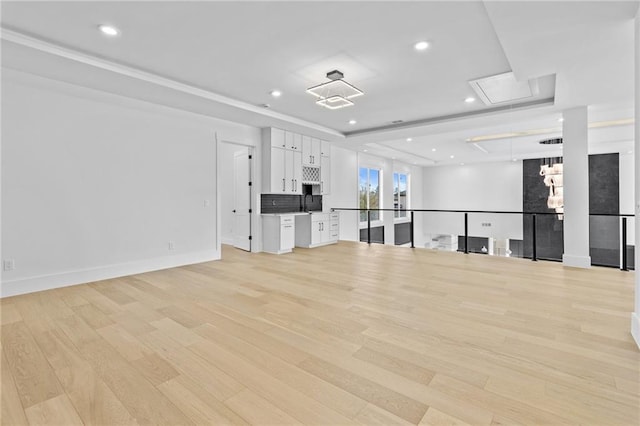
[359,167,380,222]
[393,172,408,219]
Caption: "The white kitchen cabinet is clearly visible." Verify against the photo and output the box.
[262,128,302,194]
[262,214,295,254]
[320,155,331,195]
[270,128,286,149]
[295,212,339,248]
[320,140,330,156]
[291,133,302,151]
[270,147,287,193]
[284,150,302,194]
[302,136,321,166]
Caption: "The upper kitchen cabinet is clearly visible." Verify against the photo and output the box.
[302,136,321,167]
[270,127,286,149]
[320,140,331,157]
[262,128,302,194]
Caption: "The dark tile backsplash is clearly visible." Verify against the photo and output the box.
[261,194,322,214]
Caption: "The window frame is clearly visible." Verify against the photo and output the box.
[359,166,382,225]
[393,172,410,222]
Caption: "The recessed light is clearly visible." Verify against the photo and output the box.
[464,97,475,103]
[558,118,564,122]
[414,41,429,51]
[406,138,412,142]
[98,24,120,37]
[270,90,282,98]
[349,119,357,125]
[363,149,368,152]
[431,148,436,152]
[460,163,465,166]
[512,158,518,161]
[450,155,455,159]
[260,103,271,108]
[628,150,634,154]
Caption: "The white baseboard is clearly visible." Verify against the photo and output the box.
[221,236,235,245]
[632,312,640,350]
[0,250,220,298]
[562,254,592,268]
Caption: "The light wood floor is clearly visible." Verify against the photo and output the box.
[1,242,638,425]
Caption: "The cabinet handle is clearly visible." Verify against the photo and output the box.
[295,179,297,191]
[282,178,285,192]
[291,179,294,192]
[321,181,323,193]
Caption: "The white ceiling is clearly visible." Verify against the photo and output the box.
[1,1,637,166]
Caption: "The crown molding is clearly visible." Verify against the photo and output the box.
[0,27,344,139]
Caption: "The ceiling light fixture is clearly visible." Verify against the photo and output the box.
[464,97,475,103]
[414,41,429,51]
[540,155,564,220]
[306,70,363,110]
[98,24,120,36]
[432,148,436,152]
[349,119,357,125]
[406,138,413,142]
[558,118,564,122]
[450,155,455,159]
[270,90,282,98]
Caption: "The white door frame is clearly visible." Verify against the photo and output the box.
[215,135,258,257]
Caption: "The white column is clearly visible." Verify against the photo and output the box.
[562,106,591,268]
[631,9,640,349]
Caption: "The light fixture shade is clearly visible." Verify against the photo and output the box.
[315,95,354,110]
[306,79,364,100]
[540,159,564,220]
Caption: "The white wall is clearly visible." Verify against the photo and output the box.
[422,161,523,245]
[1,69,260,297]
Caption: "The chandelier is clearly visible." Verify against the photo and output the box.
[306,70,363,110]
[539,156,563,220]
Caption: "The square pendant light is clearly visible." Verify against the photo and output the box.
[315,95,354,110]
[307,70,363,109]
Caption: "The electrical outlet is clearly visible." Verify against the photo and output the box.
[3,259,15,271]
[168,241,175,251]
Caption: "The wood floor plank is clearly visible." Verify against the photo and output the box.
[139,330,245,402]
[419,407,473,426]
[1,303,23,325]
[195,322,368,419]
[132,353,179,386]
[2,322,63,408]
[224,389,299,425]
[158,376,249,425]
[188,338,354,424]
[298,356,428,424]
[78,339,193,425]
[1,347,29,425]
[24,394,83,426]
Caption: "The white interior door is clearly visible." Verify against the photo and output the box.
[233,149,252,251]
